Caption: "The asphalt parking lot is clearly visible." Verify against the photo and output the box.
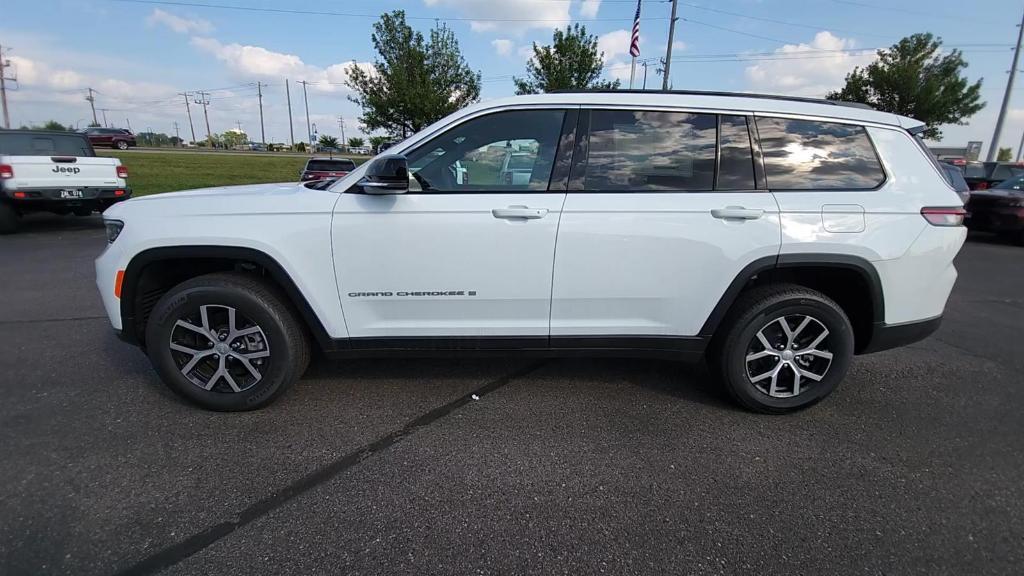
[1,214,1022,576]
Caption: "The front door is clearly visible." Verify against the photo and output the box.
[332,108,574,342]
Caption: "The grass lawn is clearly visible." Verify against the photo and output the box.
[96,150,366,196]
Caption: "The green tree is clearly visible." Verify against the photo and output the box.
[514,24,619,95]
[43,120,68,131]
[369,135,389,150]
[318,135,340,149]
[220,131,249,148]
[346,11,481,138]
[826,33,984,140]
[997,147,1013,161]
[347,137,366,148]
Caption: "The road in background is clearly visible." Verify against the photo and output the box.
[1,215,1022,575]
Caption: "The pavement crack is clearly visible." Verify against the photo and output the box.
[110,360,547,576]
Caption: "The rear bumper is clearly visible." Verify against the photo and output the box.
[3,186,132,211]
[859,316,942,354]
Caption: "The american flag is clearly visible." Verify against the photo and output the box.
[629,0,642,57]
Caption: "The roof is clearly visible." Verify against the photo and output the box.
[468,91,915,129]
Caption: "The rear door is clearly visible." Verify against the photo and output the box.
[332,107,574,341]
[550,108,781,340]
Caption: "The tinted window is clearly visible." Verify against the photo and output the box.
[307,159,356,171]
[963,163,986,178]
[995,174,1024,190]
[0,133,95,156]
[718,115,756,190]
[756,117,885,190]
[584,110,715,191]
[406,109,565,192]
[991,164,1024,181]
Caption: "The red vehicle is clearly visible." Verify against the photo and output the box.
[82,127,137,150]
[300,157,356,181]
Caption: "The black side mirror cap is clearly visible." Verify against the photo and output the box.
[361,154,409,194]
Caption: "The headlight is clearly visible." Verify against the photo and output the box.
[104,219,124,244]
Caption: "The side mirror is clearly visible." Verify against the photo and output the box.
[361,154,409,194]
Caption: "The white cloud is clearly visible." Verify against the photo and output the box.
[517,44,535,60]
[190,37,371,92]
[744,31,875,97]
[423,0,570,33]
[597,29,633,61]
[672,40,686,51]
[147,8,213,35]
[492,39,514,56]
[580,0,601,18]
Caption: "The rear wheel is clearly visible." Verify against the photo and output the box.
[115,140,129,150]
[713,284,854,414]
[0,203,20,234]
[145,272,310,411]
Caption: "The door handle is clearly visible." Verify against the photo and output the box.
[492,206,548,220]
[711,206,764,220]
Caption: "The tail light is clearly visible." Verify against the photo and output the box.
[975,181,989,190]
[921,207,966,227]
[0,164,12,179]
[116,165,129,178]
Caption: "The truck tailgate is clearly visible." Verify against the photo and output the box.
[6,156,122,189]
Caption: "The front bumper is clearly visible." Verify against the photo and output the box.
[860,316,942,354]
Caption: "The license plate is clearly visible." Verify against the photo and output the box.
[60,189,84,199]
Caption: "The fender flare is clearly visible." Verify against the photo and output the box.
[119,245,333,350]
[698,253,885,338]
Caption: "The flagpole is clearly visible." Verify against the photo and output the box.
[630,56,637,89]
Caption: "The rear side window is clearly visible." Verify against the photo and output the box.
[756,117,885,190]
[307,159,356,171]
[0,133,95,156]
[584,110,717,191]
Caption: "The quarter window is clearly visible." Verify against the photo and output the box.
[718,115,756,191]
[583,110,716,191]
[405,109,565,192]
[756,117,885,190]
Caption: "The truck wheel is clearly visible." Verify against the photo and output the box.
[713,284,854,414]
[0,203,20,234]
[145,272,310,411]
[115,140,129,150]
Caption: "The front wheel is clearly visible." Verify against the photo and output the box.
[145,272,310,411]
[713,284,854,414]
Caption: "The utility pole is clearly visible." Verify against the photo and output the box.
[235,120,243,132]
[285,79,295,149]
[662,0,679,90]
[173,121,181,146]
[256,81,266,146]
[179,92,197,144]
[97,108,110,127]
[86,87,98,126]
[338,115,346,148]
[0,44,13,129]
[299,80,312,153]
[642,60,649,90]
[194,91,213,148]
[125,117,132,132]
[988,9,1024,162]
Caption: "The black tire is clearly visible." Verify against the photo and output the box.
[145,272,310,411]
[0,203,20,234]
[713,284,854,414]
[115,140,129,150]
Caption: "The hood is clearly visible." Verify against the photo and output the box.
[104,181,339,219]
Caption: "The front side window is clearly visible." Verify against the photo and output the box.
[405,109,565,192]
[583,110,716,191]
[756,117,885,190]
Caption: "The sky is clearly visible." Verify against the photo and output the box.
[1,0,1021,155]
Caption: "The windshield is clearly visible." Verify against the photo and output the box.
[306,159,355,171]
[0,133,95,156]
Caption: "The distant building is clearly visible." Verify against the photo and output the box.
[929,141,983,161]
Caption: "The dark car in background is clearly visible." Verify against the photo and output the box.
[963,161,1024,190]
[966,174,1024,244]
[300,157,357,182]
[82,127,136,150]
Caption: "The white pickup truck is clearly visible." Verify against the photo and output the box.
[0,130,131,233]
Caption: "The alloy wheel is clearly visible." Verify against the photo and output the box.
[168,304,270,393]
[745,314,833,398]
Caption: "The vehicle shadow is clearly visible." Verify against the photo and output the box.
[13,213,105,234]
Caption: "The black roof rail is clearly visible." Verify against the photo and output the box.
[548,89,875,110]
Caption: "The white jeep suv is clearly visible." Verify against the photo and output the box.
[95,91,967,413]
